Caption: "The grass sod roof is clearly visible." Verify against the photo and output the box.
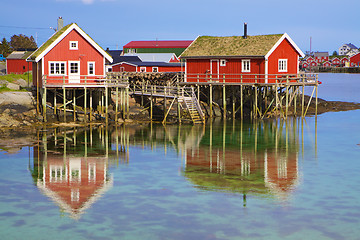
[28,23,112,62]
[181,34,283,57]
[28,23,72,61]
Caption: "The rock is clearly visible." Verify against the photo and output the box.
[0,92,35,108]
[3,109,10,115]
[14,79,28,88]
[6,82,20,90]
[0,80,8,87]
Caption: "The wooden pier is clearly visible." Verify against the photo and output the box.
[36,72,319,124]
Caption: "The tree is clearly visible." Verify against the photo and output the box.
[0,37,11,57]
[332,51,338,56]
[9,34,37,50]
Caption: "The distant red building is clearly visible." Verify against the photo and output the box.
[6,51,34,74]
[181,33,304,83]
[323,61,331,67]
[331,57,340,66]
[350,52,360,67]
[341,57,350,66]
[112,61,181,73]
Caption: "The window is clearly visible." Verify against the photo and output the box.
[88,62,95,75]
[49,62,66,75]
[278,59,288,72]
[70,62,79,74]
[152,67,158,72]
[69,41,78,50]
[140,67,146,72]
[242,59,250,72]
[127,48,136,53]
[220,59,226,66]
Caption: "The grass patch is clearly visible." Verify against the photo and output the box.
[0,72,32,84]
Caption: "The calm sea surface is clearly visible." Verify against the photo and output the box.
[0,73,360,240]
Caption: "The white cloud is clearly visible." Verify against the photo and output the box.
[82,0,94,4]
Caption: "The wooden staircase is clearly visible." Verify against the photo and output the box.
[179,95,204,124]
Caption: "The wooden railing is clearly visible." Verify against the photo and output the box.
[41,75,129,87]
[181,73,318,84]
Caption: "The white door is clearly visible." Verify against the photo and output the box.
[69,61,80,83]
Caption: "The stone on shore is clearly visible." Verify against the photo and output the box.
[6,82,20,90]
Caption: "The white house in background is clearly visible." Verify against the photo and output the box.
[338,43,358,56]
[345,48,360,57]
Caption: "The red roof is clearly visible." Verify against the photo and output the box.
[123,40,193,49]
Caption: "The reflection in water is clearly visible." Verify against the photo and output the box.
[183,119,303,204]
[30,118,316,218]
[30,126,128,219]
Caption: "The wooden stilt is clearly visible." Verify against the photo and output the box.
[115,87,119,122]
[223,85,226,119]
[302,84,305,118]
[232,89,236,119]
[126,87,129,119]
[105,87,108,125]
[63,87,66,122]
[73,89,76,122]
[90,90,93,122]
[285,76,289,118]
[150,86,153,121]
[240,85,243,119]
[177,85,181,123]
[54,89,57,114]
[43,87,47,122]
[254,86,258,119]
[209,84,213,118]
[84,88,87,123]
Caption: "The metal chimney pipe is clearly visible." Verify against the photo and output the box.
[243,23,248,39]
[57,17,63,31]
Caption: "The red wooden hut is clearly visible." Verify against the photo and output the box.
[180,33,304,83]
[27,23,113,88]
[322,61,331,68]
[350,52,360,67]
[6,51,34,74]
[331,57,340,66]
[341,57,350,66]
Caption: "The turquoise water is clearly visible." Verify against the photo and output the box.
[0,74,360,240]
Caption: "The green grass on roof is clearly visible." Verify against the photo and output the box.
[181,34,283,57]
[28,24,73,60]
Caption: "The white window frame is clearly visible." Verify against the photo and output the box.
[69,41,78,50]
[49,61,66,76]
[152,67,158,72]
[220,59,226,66]
[278,59,288,72]
[88,62,95,76]
[242,59,250,72]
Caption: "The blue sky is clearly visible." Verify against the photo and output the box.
[1,0,359,54]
